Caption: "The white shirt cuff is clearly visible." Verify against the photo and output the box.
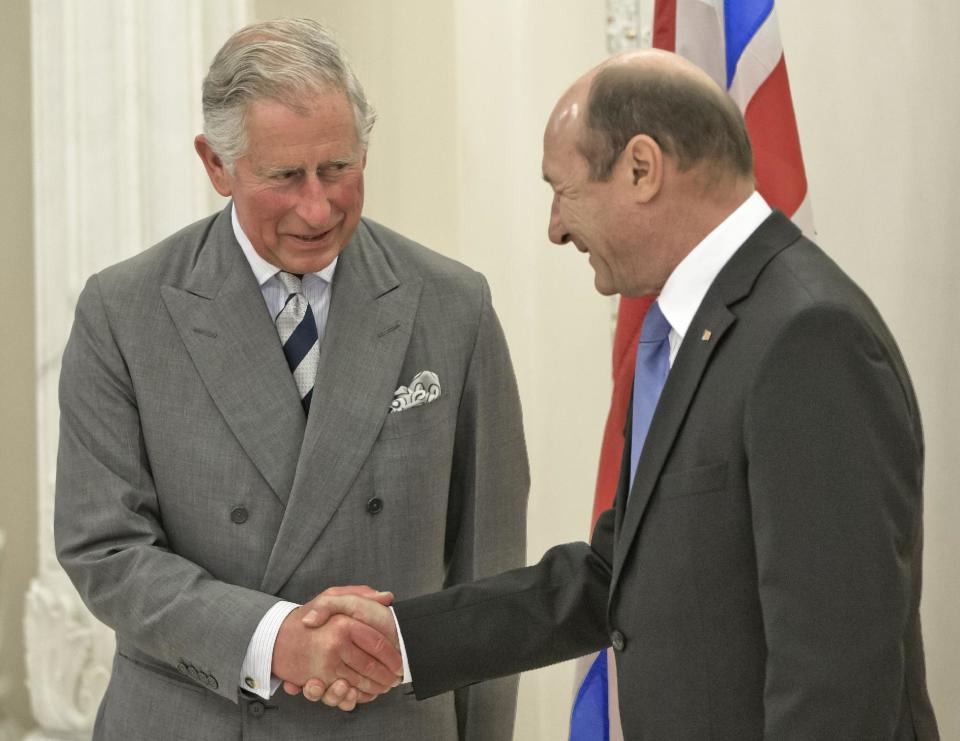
[240,600,299,699]
[389,606,412,684]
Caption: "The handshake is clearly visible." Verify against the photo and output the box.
[271,585,404,712]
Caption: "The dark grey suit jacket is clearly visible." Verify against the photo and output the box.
[396,211,940,740]
[55,205,529,740]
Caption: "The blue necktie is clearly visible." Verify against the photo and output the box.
[629,301,671,488]
[275,272,319,414]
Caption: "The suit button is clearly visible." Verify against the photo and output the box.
[207,675,219,689]
[177,662,188,674]
[366,498,384,515]
[187,665,199,680]
[611,630,626,651]
[230,506,249,524]
[249,701,266,719]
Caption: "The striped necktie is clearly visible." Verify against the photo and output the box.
[629,301,672,489]
[275,271,319,414]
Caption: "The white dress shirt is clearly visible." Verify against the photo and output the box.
[232,205,338,699]
[658,191,772,366]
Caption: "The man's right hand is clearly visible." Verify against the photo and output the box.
[279,589,404,711]
[271,595,403,700]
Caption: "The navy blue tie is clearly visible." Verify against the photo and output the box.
[629,301,671,488]
[275,272,319,414]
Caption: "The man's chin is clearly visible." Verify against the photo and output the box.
[592,275,618,297]
[276,240,345,274]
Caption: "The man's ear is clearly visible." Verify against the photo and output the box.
[621,134,663,203]
[194,135,233,197]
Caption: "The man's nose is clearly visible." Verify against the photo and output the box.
[547,199,570,245]
[296,177,333,226]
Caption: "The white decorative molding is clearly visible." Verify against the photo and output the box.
[606,0,653,54]
[24,576,113,737]
[26,2,251,738]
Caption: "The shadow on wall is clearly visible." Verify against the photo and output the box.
[0,531,25,739]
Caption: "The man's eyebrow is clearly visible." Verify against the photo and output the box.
[255,164,303,177]
[256,158,357,177]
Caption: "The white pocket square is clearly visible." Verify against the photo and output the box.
[390,370,441,413]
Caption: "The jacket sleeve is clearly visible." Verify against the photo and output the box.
[395,500,614,710]
[744,304,924,739]
[54,275,278,703]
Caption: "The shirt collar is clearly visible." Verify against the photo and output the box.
[231,203,338,286]
[657,191,771,340]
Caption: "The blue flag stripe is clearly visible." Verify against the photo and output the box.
[723,0,774,87]
[569,651,610,741]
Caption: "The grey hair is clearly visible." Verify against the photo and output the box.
[201,18,376,167]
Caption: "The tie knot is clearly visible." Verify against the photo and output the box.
[277,271,304,295]
[640,301,671,343]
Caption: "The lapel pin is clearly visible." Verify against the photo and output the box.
[701,330,712,342]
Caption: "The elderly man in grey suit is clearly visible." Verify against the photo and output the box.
[299,49,940,740]
[54,18,527,741]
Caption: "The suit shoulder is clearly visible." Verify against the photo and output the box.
[753,237,882,323]
[745,236,913,386]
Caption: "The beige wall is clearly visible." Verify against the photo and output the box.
[0,0,37,732]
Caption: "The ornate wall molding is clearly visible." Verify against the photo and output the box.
[606,0,652,54]
[25,2,251,738]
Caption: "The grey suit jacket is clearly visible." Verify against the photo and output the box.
[395,211,939,740]
[55,205,529,740]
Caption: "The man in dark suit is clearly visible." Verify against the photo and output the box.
[54,18,527,740]
[300,49,940,739]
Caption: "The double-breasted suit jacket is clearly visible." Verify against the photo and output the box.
[395,211,939,740]
[55,205,529,740]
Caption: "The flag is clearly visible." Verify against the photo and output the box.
[569,2,812,738]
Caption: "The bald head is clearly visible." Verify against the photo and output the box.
[551,49,753,185]
[541,50,757,297]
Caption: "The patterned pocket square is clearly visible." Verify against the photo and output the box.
[390,370,441,413]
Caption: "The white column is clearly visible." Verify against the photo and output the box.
[25,2,250,738]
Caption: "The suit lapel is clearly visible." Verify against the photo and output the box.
[609,296,735,592]
[613,395,633,536]
[161,207,304,506]
[609,211,801,595]
[259,221,422,595]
